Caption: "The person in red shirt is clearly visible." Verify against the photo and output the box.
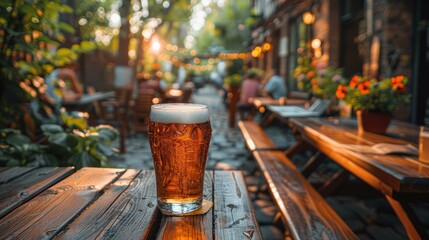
[238,72,260,120]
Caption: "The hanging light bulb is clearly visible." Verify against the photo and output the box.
[302,10,315,25]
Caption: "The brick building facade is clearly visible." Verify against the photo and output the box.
[249,0,428,124]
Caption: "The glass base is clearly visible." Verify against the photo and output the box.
[158,198,202,214]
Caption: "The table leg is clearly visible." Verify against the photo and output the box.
[247,106,257,121]
[385,195,429,240]
[283,139,309,158]
[259,113,276,128]
[318,169,350,196]
[301,151,325,178]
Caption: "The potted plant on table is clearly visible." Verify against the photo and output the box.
[294,56,343,100]
[335,75,411,134]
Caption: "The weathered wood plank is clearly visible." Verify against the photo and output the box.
[156,171,213,240]
[0,167,74,219]
[238,121,280,151]
[290,117,429,194]
[214,170,262,240]
[0,167,35,184]
[0,167,125,239]
[56,169,160,240]
[386,195,429,239]
[253,150,358,240]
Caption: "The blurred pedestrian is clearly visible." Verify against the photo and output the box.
[44,63,84,104]
[261,68,287,99]
[238,72,260,120]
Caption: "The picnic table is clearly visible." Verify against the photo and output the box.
[0,167,261,239]
[249,97,309,121]
[62,91,115,109]
[288,117,429,239]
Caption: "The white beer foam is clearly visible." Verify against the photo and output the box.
[150,103,209,124]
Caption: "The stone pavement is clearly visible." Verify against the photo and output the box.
[109,84,426,240]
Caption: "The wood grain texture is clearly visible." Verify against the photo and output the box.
[386,195,429,240]
[289,117,429,194]
[156,171,213,240]
[56,169,159,240]
[0,167,74,219]
[214,170,262,240]
[0,167,35,184]
[238,120,280,151]
[0,167,125,239]
[0,169,261,239]
[253,150,358,240]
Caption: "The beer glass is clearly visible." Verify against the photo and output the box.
[148,103,212,214]
[419,126,429,163]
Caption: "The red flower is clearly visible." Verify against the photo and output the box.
[312,84,319,91]
[306,71,315,79]
[350,75,359,88]
[336,85,347,99]
[311,78,318,84]
[391,76,405,91]
[358,81,371,95]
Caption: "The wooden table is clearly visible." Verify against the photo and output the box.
[287,117,429,239]
[62,91,115,108]
[62,91,115,125]
[250,97,309,124]
[0,167,261,239]
[251,97,309,113]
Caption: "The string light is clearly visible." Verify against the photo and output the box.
[262,42,271,52]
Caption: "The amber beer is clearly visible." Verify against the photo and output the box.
[420,127,429,163]
[148,103,212,214]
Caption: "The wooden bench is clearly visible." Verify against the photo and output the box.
[253,150,358,239]
[237,120,358,239]
[238,120,287,151]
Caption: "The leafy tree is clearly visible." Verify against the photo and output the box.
[196,0,251,53]
[0,0,94,133]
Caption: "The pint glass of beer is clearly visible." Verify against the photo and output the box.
[148,103,212,214]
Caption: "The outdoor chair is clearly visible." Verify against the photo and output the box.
[132,89,156,133]
[179,88,193,103]
[93,87,132,153]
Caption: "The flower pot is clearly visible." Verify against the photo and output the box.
[356,110,392,134]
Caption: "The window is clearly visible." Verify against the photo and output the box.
[287,17,310,91]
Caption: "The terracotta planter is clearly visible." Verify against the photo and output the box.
[356,110,392,134]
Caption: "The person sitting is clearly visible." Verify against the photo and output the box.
[238,72,260,120]
[260,68,287,99]
[44,63,84,104]
[31,64,84,126]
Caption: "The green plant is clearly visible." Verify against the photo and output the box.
[224,73,243,87]
[294,55,315,92]
[293,55,343,99]
[0,124,118,168]
[0,128,55,167]
[335,75,411,112]
[0,0,94,132]
[311,67,343,99]
[246,68,265,80]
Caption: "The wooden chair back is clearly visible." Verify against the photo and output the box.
[179,88,192,103]
[133,89,156,132]
[87,86,104,119]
